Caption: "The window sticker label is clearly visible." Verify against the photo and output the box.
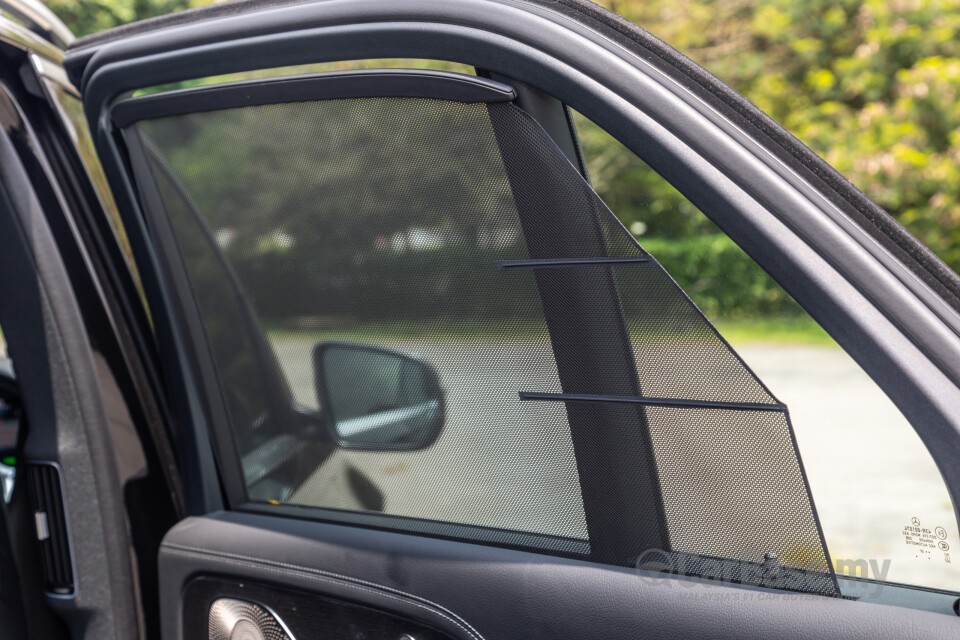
[904,518,951,564]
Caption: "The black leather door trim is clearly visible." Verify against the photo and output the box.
[183,577,455,640]
[160,512,960,640]
[161,544,483,640]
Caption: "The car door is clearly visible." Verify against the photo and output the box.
[63,0,960,638]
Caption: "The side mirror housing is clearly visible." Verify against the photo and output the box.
[313,342,445,451]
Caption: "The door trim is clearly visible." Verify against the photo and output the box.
[159,513,960,640]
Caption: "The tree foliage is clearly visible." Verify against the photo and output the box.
[48,0,960,277]
[46,0,198,37]
[602,0,960,269]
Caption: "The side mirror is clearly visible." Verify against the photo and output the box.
[313,342,445,451]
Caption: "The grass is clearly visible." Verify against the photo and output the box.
[267,315,837,347]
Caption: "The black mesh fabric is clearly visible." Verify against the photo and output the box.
[127,85,836,595]
[136,98,589,544]
[645,406,834,592]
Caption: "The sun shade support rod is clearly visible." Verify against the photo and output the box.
[497,256,650,269]
[518,391,787,412]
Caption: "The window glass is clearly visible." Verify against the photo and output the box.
[136,97,591,549]
[124,77,843,597]
[574,110,960,591]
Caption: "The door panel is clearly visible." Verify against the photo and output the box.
[161,513,958,640]
[186,578,454,640]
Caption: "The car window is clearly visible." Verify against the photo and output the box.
[573,110,960,592]
[136,96,592,547]
[117,71,854,597]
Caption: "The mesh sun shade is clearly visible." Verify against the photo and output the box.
[127,81,837,596]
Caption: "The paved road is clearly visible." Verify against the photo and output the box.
[271,335,960,591]
[283,337,589,540]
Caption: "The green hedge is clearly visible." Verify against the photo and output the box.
[641,234,805,319]
[241,233,802,323]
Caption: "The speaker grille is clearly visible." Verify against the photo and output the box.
[209,598,294,640]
